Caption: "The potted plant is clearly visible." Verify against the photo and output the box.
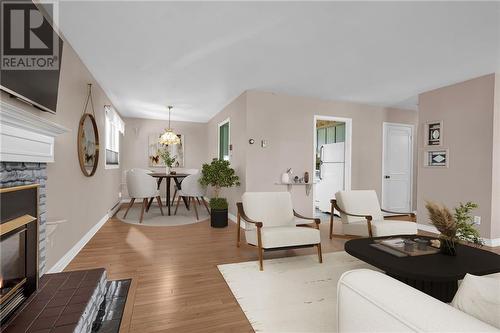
[158,149,176,174]
[425,201,483,255]
[199,159,240,228]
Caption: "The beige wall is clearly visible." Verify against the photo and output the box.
[417,74,496,238]
[205,90,417,217]
[491,74,500,238]
[1,41,122,270]
[245,91,418,215]
[121,117,208,198]
[206,93,247,216]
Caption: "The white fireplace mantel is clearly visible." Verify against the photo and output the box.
[0,100,69,163]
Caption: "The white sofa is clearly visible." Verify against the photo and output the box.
[337,269,499,332]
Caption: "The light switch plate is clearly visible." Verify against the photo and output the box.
[473,216,481,225]
[261,140,268,148]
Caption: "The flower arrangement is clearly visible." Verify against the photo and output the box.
[425,201,483,255]
[158,149,176,168]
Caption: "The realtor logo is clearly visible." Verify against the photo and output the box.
[1,0,59,70]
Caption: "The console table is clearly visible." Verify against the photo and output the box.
[345,236,500,302]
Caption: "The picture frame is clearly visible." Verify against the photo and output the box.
[424,121,443,147]
[148,133,185,167]
[424,148,449,168]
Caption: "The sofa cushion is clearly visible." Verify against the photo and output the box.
[242,192,294,227]
[342,219,417,237]
[336,190,384,224]
[245,226,320,249]
[451,273,500,329]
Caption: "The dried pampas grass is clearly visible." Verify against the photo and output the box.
[425,201,457,239]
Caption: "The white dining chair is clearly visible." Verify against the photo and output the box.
[124,168,164,223]
[171,168,199,205]
[174,172,209,220]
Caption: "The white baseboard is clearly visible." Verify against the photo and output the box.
[483,238,500,247]
[228,213,237,224]
[46,202,121,273]
[418,223,500,247]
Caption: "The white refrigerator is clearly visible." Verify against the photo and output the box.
[315,142,345,213]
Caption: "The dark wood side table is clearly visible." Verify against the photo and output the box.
[345,235,500,302]
[150,173,189,216]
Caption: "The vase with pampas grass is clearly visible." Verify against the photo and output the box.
[425,201,483,256]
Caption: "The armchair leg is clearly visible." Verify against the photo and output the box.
[257,226,264,271]
[123,198,135,218]
[156,196,164,216]
[316,243,323,263]
[236,212,241,247]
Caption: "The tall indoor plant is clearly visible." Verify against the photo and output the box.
[199,159,240,228]
[425,201,483,255]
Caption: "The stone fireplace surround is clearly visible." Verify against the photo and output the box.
[0,100,109,331]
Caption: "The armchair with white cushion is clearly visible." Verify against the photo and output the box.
[330,190,416,238]
[237,192,322,271]
[124,168,164,223]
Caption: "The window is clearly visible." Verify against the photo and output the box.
[105,106,124,168]
[218,119,230,161]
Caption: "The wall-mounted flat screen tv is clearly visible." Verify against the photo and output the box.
[0,0,64,113]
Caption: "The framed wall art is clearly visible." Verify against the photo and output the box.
[148,133,184,167]
[424,121,443,147]
[424,149,449,168]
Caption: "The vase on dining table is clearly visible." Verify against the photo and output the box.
[165,166,170,175]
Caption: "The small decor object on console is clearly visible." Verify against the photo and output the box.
[78,84,99,177]
[199,159,240,228]
[158,149,176,175]
[281,168,292,184]
[425,201,483,255]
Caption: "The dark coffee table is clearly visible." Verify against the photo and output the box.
[345,235,500,302]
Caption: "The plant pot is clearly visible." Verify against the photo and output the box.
[211,208,228,228]
[440,238,457,256]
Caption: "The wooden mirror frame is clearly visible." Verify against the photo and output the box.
[77,113,99,177]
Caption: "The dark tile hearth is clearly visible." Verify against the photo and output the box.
[2,269,106,333]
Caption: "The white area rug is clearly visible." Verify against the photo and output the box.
[218,251,377,333]
[117,204,209,226]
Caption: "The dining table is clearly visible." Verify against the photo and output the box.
[149,172,190,216]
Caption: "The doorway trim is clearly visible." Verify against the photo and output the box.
[381,122,414,213]
[313,115,352,212]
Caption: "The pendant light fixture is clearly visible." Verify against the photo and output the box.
[159,105,180,145]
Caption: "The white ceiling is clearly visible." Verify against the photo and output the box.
[52,1,499,122]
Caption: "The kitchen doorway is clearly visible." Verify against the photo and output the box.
[313,116,352,218]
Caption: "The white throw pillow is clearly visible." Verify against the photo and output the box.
[451,273,500,329]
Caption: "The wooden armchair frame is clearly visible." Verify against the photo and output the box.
[236,202,322,271]
[329,199,416,239]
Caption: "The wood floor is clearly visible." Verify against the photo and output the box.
[66,207,499,333]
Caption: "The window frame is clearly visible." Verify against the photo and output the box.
[104,106,123,169]
[217,118,230,161]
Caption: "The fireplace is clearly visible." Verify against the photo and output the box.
[0,185,39,325]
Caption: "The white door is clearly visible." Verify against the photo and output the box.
[382,123,413,213]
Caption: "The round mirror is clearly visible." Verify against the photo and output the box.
[77,113,99,177]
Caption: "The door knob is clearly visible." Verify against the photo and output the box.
[384,175,390,179]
